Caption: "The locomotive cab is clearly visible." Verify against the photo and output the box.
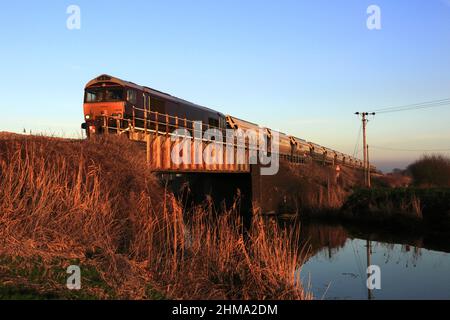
[81,75,143,137]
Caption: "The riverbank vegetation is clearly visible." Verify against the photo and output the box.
[0,134,310,300]
[273,160,363,217]
[342,188,450,230]
[340,155,450,229]
[294,154,450,236]
[407,154,450,187]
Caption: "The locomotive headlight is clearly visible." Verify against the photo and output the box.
[85,114,90,120]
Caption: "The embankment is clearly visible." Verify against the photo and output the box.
[341,188,450,232]
[271,160,450,238]
[262,160,365,217]
[0,133,310,300]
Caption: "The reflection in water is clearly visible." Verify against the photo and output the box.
[295,222,450,300]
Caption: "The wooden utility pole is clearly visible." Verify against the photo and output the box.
[355,112,375,188]
[367,144,371,188]
[362,113,368,186]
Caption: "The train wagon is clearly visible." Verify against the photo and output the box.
[324,147,336,163]
[308,142,326,160]
[289,136,310,162]
[335,151,345,164]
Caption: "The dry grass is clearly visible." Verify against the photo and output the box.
[373,172,412,188]
[277,160,363,215]
[0,134,310,300]
[160,209,311,299]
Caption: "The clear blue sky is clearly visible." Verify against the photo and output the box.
[1,0,450,171]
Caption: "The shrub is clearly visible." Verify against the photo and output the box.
[407,155,450,187]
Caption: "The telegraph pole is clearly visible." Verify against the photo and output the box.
[362,112,368,186]
[355,112,375,300]
[367,144,371,188]
[355,112,375,188]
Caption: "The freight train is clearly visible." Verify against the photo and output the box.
[81,74,374,171]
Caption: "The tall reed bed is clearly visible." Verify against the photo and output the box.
[0,134,310,300]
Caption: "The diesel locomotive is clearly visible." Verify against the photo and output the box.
[81,74,372,170]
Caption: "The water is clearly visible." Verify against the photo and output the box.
[297,223,450,300]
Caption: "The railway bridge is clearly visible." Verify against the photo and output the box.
[97,108,362,215]
[82,75,370,215]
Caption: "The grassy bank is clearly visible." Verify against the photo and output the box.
[0,255,123,300]
[271,160,364,218]
[0,133,310,300]
[341,188,450,231]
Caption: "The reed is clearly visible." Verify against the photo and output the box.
[342,188,450,226]
[0,134,310,300]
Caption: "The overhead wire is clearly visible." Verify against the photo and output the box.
[358,99,450,154]
[368,98,450,114]
[370,146,450,152]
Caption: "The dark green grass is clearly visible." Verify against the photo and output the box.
[0,254,166,300]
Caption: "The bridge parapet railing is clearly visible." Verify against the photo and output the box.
[100,106,271,151]
[97,107,320,171]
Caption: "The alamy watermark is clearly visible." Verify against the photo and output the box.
[66,5,81,30]
[367,265,381,290]
[66,265,81,290]
[367,5,382,30]
[169,123,280,176]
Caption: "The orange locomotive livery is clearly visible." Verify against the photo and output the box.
[82,74,225,137]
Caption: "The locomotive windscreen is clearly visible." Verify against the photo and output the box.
[85,87,124,103]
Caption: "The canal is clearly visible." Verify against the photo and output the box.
[295,222,450,300]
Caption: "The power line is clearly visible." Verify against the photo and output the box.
[369,98,450,113]
[354,98,449,186]
[368,98,450,114]
[376,102,450,114]
[371,145,450,152]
